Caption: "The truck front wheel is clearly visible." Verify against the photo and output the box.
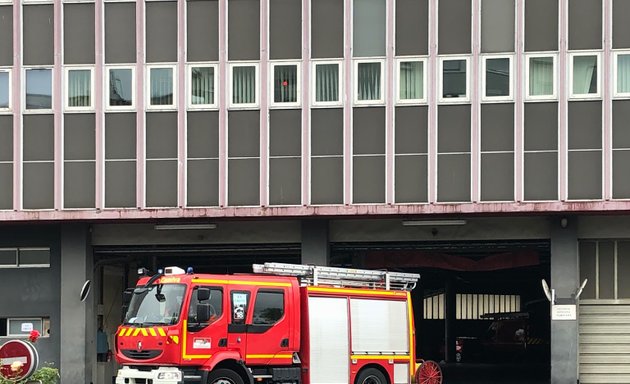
[207,368,245,384]
[355,368,388,384]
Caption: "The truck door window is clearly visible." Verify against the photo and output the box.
[252,290,284,325]
[231,291,250,324]
[188,286,223,329]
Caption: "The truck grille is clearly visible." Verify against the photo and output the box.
[121,349,162,360]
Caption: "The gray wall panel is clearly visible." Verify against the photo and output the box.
[481,0,514,53]
[187,159,219,206]
[438,105,471,153]
[613,0,630,49]
[481,103,514,152]
[105,161,136,207]
[568,0,602,50]
[524,102,558,151]
[0,116,12,161]
[438,0,471,54]
[270,110,301,157]
[64,3,95,64]
[568,150,601,200]
[481,152,514,201]
[311,0,343,58]
[270,0,301,59]
[23,115,54,161]
[146,112,177,159]
[353,155,385,203]
[524,152,557,200]
[188,111,219,158]
[146,160,177,207]
[312,108,343,156]
[0,163,11,209]
[396,0,428,56]
[187,1,219,62]
[146,2,177,63]
[395,154,428,203]
[270,157,301,205]
[0,6,13,66]
[568,101,601,150]
[64,162,95,208]
[613,100,630,149]
[525,0,558,52]
[228,0,260,61]
[353,107,385,154]
[578,242,597,300]
[311,157,343,204]
[105,3,136,63]
[228,111,260,157]
[395,106,428,154]
[598,242,615,299]
[437,154,470,202]
[23,162,54,209]
[64,114,95,161]
[228,158,260,205]
[23,5,54,66]
[613,150,630,198]
[105,113,136,159]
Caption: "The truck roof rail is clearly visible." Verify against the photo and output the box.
[252,262,420,291]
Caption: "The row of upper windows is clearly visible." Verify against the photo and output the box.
[1,51,630,113]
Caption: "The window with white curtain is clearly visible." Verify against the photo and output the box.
[614,52,630,97]
[355,60,384,104]
[0,70,9,111]
[65,68,93,110]
[526,54,556,100]
[106,66,134,109]
[25,68,53,111]
[271,62,300,107]
[482,56,512,101]
[312,61,341,106]
[229,63,258,108]
[397,58,425,103]
[148,65,176,108]
[570,53,599,98]
[439,57,469,102]
[188,64,217,108]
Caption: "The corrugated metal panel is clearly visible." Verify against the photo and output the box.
[579,304,630,383]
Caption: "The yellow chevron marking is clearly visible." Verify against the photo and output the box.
[133,328,141,337]
[149,328,157,337]
[158,328,166,337]
[118,328,126,337]
[125,328,134,337]
[172,336,179,344]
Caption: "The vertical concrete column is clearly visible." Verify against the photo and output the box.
[550,217,578,384]
[60,224,94,383]
[301,220,330,266]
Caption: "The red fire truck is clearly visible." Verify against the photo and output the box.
[114,263,442,384]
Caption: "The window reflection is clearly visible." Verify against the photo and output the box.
[0,71,8,109]
[109,68,133,107]
[26,69,52,110]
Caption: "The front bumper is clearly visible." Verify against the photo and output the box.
[115,366,184,384]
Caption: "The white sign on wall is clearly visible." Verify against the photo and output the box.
[20,323,34,332]
[552,304,577,321]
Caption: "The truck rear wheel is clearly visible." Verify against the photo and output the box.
[355,368,388,384]
[207,368,245,384]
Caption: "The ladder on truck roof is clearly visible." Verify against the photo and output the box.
[252,262,420,291]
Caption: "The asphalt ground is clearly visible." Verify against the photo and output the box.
[440,363,550,384]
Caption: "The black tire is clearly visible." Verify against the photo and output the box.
[207,369,245,384]
[355,368,388,384]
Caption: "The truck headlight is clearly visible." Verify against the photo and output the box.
[157,371,182,381]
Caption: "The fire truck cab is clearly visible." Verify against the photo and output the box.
[114,263,442,384]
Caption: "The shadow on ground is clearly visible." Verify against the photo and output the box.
[440,363,550,384]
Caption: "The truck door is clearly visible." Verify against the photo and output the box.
[227,289,252,359]
[183,286,227,361]
[244,287,293,366]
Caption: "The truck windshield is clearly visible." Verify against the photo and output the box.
[124,284,186,326]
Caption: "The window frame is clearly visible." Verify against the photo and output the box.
[353,58,386,106]
[228,62,260,109]
[23,67,54,113]
[613,50,630,98]
[64,66,95,112]
[251,289,285,326]
[6,318,47,337]
[105,65,135,111]
[146,64,177,111]
[311,60,343,108]
[481,54,513,102]
[0,247,51,268]
[0,68,11,113]
[395,56,427,105]
[269,61,301,109]
[438,56,470,103]
[524,53,558,101]
[569,51,601,100]
[187,63,219,110]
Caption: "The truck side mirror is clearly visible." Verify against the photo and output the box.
[197,287,211,302]
[197,303,211,323]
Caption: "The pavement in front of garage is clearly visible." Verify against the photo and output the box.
[440,363,551,384]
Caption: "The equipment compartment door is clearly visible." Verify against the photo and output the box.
[308,296,349,384]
